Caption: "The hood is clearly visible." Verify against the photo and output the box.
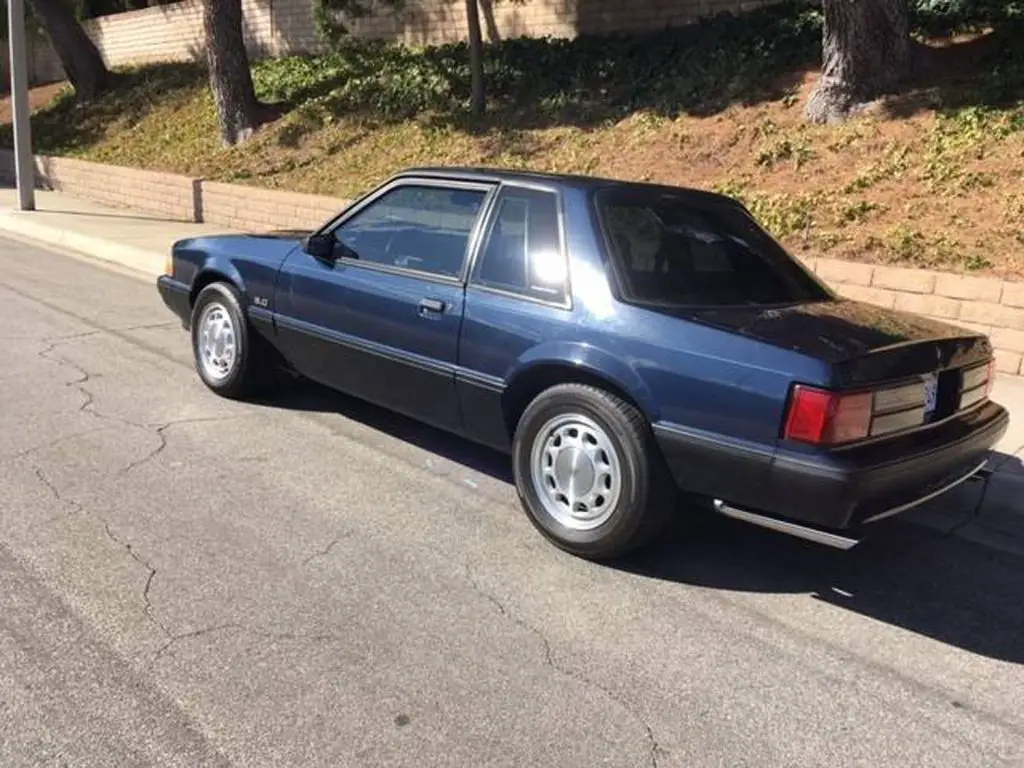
[174,230,311,252]
[248,229,314,240]
[172,231,308,277]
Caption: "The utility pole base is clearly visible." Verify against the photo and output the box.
[7,0,36,212]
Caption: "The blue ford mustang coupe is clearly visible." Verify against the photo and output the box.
[157,168,1009,559]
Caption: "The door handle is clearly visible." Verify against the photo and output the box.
[419,298,446,315]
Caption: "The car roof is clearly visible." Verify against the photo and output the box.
[396,166,734,204]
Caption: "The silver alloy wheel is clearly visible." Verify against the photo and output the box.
[529,413,623,531]
[196,302,238,382]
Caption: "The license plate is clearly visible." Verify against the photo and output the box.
[923,374,939,415]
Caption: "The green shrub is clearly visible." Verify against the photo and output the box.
[253,3,823,122]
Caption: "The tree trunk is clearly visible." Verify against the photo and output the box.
[203,0,259,146]
[806,0,913,124]
[29,0,109,99]
[479,0,500,43]
[466,0,485,116]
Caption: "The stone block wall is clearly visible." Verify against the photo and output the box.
[806,258,1024,376]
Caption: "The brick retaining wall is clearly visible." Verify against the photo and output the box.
[0,152,198,221]
[0,150,346,231]
[2,150,1021,376]
[803,257,1024,376]
[200,181,345,232]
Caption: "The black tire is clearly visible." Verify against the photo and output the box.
[512,383,675,560]
[190,282,271,399]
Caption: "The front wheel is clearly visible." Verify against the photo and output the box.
[512,384,674,560]
[190,282,270,399]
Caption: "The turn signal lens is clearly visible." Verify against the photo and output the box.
[164,251,174,277]
[784,385,873,445]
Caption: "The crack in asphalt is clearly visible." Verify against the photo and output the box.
[245,628,340,643]
[464,564,662,768]
[147,624,341,670]
[29,333,341,678]
[32,466,83,514]
[103,522,172,639]
[0,329,103,342]
[303,531,352,565]
[0,321,179,343]
[37,341,133,429]
[12,426,112,460]
[119,416,254,476]
[31,456,173,645]
[28,337,262,660]
[117,423,173,476]
[148,624,241,670]
[37,337,252,477]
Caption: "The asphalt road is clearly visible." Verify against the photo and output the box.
[1,239,1023,768]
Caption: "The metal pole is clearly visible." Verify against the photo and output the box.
[7,0,35,211]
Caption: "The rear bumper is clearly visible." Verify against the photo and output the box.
[654,400,1009,537]
[157,275,191,328]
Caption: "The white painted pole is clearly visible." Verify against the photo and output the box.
[7,0,35,211]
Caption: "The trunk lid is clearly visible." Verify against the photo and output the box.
[682,298,993,387]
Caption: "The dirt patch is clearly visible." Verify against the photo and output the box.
[5,31,1023,278]
[0,83,68,126]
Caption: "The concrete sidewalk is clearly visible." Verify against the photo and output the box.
[1,187,1022,550]
[0,188,235,277]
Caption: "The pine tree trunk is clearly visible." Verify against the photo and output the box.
[29,0,109,99]
[203,0,259,146]
[806,0,913,123]
[466,0,485,116]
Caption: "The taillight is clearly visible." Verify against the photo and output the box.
[783,385,873,445]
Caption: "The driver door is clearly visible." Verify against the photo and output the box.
[273,179,494,433]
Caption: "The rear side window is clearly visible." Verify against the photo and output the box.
[595,188,830,308]
[471,187,567,304]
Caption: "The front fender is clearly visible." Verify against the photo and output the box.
[175,235,299,312]
[173,238,249,299]
[508,341,659,421]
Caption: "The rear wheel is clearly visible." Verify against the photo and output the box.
[190,282,271,399]
[512,383,674,559]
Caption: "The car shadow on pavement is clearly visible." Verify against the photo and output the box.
[256,377,1024,665]
[252,375,514,483]
[618,509,1024,665]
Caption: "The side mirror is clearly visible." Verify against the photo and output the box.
[304,233,335,261]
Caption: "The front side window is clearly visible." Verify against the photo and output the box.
[471,187,567,304]
[333,184,488,279]
[595,187,831,308]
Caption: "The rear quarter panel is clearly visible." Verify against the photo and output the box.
[529,186,827,505]
[461,186,824,483]
[561,185,822,445]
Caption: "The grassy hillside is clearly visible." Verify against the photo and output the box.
[3,3,1024,276]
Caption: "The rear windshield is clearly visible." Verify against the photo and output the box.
[594,188,832,308]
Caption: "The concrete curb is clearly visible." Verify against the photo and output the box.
[0,212,165,277]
